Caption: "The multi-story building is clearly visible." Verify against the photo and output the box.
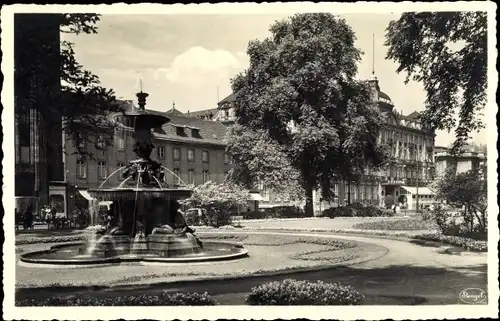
[434,146,487,178]
[64,99,234,216]
[328,75,437,212]
[14,14,64,218]
[192,74,437,212]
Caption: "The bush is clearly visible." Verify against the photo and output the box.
[184,211,201,226]
[384,195,395,209]
[420,204,487,240]
[266,206,307,219]
[246,279,364,305]
[348,202,365,211]
[321,205,393,218]
[243,210,267,220]
[201,210,232,228]
[16,291,218,306]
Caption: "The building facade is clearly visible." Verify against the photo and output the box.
[327,76,437,212]
[434,146,487,178]
[14,14,64,218]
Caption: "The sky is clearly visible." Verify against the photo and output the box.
[63,13,487,147]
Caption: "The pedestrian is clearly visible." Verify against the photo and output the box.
[23,205,34,230]
[15,208,21,231]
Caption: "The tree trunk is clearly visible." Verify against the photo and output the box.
[304,185,314,217]
[347,181,351,205]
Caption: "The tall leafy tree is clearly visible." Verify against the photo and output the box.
[227,13,388,216]
[15,13,123,158]
[433,166,487,235]
[385,12,487,154]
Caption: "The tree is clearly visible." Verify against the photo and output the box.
[385,12,487,154]
[179,181,251,227]
[225,124,305,202]
[227,13,388,216]
[432,166,487,237]
[14,14,123,159]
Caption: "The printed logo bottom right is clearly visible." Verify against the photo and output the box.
[459,288,488,304]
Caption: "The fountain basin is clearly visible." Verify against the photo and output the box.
[19,241,248,265]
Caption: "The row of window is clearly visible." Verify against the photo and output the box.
[380,128,432,147]
[79,131,232,165]
[76,160,228,184]
[156,147,232,164]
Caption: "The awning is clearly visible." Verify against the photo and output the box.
[78,190,95,201]
[400,186,435,195]
[98,201,113,207]
[250,193,264,201]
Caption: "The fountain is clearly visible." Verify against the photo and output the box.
[20,91,248,265]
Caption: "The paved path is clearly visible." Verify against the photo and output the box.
[16,230,487,305]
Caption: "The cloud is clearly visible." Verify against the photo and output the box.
[164,47,248,84]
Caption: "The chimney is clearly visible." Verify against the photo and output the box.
[136,91,149,110]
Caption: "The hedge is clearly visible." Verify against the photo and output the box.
[16,291,218,306]
[321,204,394,218]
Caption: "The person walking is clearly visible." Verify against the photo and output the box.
[23,205,34,230]
[15,208,21,231]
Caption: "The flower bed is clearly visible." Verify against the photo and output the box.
[198,226,487,252]
[246,279,364,305]
[413,233,488,252]
[16,235,87,246]
[352,219,433,231]
[16,291,218,306]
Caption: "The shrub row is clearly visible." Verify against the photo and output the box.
[16,291,218,306]
[243,206,309,220]
[17,280,365,306]
[414,232,488,252]
[246,279,364,305]
[321,203,394,218]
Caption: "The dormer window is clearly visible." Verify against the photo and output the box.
[188,126,201,138]
[175,126,185,136]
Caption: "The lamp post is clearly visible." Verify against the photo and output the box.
[416,159,420,214]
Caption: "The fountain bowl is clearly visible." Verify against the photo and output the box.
[19,240,248,266]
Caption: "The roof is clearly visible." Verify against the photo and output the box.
[156,113,227,146]
[378,91,391,101]
[218,93,235,105]
[119,103,228,146]
[188,108,218,118]
[400,186,435,195]
[405,111,421,120]
[165,108,185,116]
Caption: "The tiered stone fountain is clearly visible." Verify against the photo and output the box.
[20,92,248,265]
